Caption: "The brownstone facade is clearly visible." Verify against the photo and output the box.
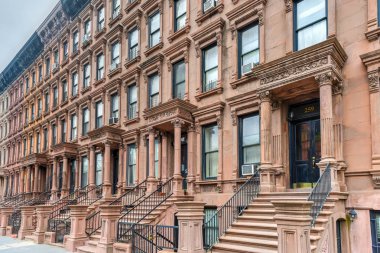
[0,0,380,252]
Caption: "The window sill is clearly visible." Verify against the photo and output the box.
[94,78,105,87]
[60,100,68,107]
[70,50,80,59]
[123,116,139,126]
[124,55,141,69]
[61,58,69,68]
[230,72,255,89]
[108,67,122,78]
[125,0,140,13]
[168,25,191,43]
[109,13,122,28]
[70,139,78,144]
[82,39,92,49]
[52,66,60,75]
[94,28,106,39]
[43,110,50,117]
[80,135,89,141]
[44,74,51,82]
[195,3,224,26]
[51,106,58,113]
[144,42,163,57]
[195,86,223,101]
[70,94,79,101]
[365,27,380,41]
[81,86,92,95]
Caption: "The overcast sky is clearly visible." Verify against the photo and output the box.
[0,0,59,73]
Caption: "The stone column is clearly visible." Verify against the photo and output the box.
[75,156,80,191]
[315,73,340,191]
[33,165,39,196]
[259,91,275,192]
[161,132,168,182]
[65,205,89,252]
[26,166,32,195]
[0,207,14,236]
[18,206,35,239]
[272,201,313,253]
[61,155,69,198]
[97,205,122,253]
[187,125,196,195]
[103,141,112,198]
[51,159,58,201]
[173,119,184,196]
[88,145,96,198]
[176,201,206,253]
[147,128,158,193]
[272,102,286,192]
[33,205,53,244]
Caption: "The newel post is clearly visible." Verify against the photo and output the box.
[65,205,89,252]
[272,200,313,253]
[175,201,206,253]
[98,205,122,253]
[33,205,53,243]
[18,206,35,239]
[0,207,14,236]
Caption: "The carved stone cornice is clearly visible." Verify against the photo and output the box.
[254,37,347,92]
[122,9,142,29]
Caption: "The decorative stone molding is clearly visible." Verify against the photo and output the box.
[284,0,292,13]
[367,70,380,93]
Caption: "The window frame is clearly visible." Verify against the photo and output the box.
[96,53,105,80]
[202,44,218,92]
[128,28,139,60]
[95,152,103,186]
[61,119,66,143]
[97,6,105,31]
[83,63,91,88]
[174,0,187,32]
[127,143,137,186]
[128,84,137,120]
[71,72,78,97]
[202,123,219,180]
[237,22,260,78]
[148,73,160,108]
[371,210,380,252]
[81,156,89,187]
[53,86,58,107]
[111,42,121,66]
[110,93,119,119]
[95,101,103,129]
[71,114,77,141]
[82,107,90,136]
[62,80,68,102]
[172,60,186,99]
[148,11,161,48]
[293,0,328,51]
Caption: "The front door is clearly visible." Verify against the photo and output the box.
[289,101,321,188]
[69,160,75,193]
[112,150,119,195]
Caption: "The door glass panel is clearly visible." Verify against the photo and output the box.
[295,122,310,161]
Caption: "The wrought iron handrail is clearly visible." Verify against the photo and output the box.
[117,178,173,243]
[203,171,260,250]
[85,180,147,236]
[2,193,27,207]
[308,163,332,227]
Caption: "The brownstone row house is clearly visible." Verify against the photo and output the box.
[0,0,379,252]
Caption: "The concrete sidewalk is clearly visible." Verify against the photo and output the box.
[0,236,69,253]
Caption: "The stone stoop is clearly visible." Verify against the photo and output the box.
[76,230,101,253]
[209,192,338,253]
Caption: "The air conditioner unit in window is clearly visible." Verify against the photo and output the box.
[109,117,119,124]
[82,34,91,43]
[242,63,253,75]
[52,63,59,70]
[203,0,216,12]
[112,10,120,19]
[241,164,257,176]
[110,62,120,71]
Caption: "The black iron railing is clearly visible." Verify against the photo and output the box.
[132,223,178,253]
[48,184,102,243]
[117,178,173,243]
[8,191,51,235]
[85,180,147,236]
[2,193,27,207]
[203,171,260,250]
[308,163,332,227]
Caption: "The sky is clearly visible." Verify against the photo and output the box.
[0,0,59,73]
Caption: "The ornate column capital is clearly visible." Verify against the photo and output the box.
[368,70,380,93]
[171,119,185,128]
[259,90,272,103]
[315,71,338,87]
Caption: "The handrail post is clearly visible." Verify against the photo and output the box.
[18,206,35,239]
[33,205,53,243]
[176,201,206,253]
[65,205,89,252]
[0,207,14,236]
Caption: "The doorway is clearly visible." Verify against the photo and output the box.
[289,101,321,188]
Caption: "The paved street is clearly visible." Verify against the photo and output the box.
[0,237,68,253]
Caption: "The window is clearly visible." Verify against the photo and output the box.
[203,0,217,12]
[73,31,79,53]
[128,85,137,119]
[23,138,27,157]
[63,41,69,60]
[149,74,159,108]
[97,7,105,31]
[111,42,120,68]
[25,108,28,125]
[46,58,50,74]
[71,114,77,141]
[36,132,41,153]
[52,124,57,145]
[84,19,91,36]
[31,104,35,121]
[203,124,218,179]
[61,119,66,143]
[82,108,90,135]
[37,99,42,117]
[72,72,78,96]
[154,138,159,178]
[95,153,103,185]
[96,53,105,80]
[239,114,260,175]
[371,211,380,252]
[336,219,343,253]
[174,0,186,32]
[32,72,36,86]
[43,128,48,151]
[44,91,49,112]
[128,28,138,60]
[29,135,33,154]
[238,24,259,77]
[204,207,218,248]
[110,94,119,119]
[149,12,160,47]
[295,0,327,50]
[95,101,103,129]
[202,45,218,92]
[54,50,59,65]
[81,156,88,187]
[26,77,30,93]
[112,0,121,17]
[38,65,43,82]
[62,80,68,102]
[53,86,58,107]
[127,144,136,186]
[83,63,91,88]
[173,60,185,99]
